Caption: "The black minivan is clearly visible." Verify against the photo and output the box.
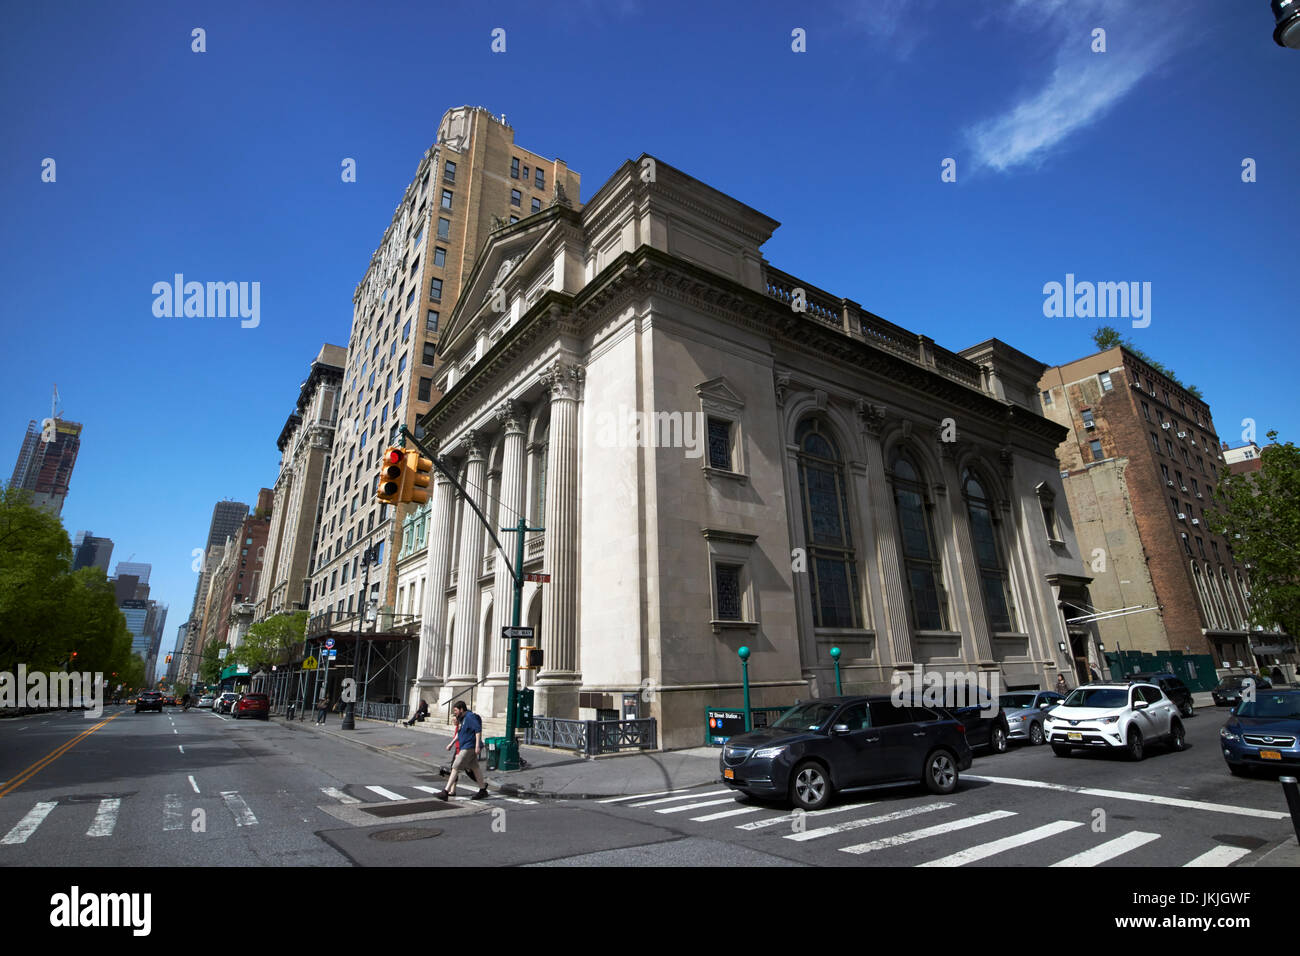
[720,696,974,811]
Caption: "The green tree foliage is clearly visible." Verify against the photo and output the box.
[199,641,225,684]
[1092,326,1203,399]
[232,611,306,668]
[1204,431,1300,637]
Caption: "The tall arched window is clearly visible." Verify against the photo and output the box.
[893,452,947,631]
[963,469,1016,633]
[796,419,860,628]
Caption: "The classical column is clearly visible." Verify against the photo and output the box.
[860,403,914,667]
[416,470,457,694]
[451,432,487,684]
[940,444,994,664]
[485,401,527,716]
[537,360,583,717]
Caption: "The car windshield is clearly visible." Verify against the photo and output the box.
[770,701,840,731]
[1236,695,1300,719]
[999,693,1037,710]
[1062,688,1127,708]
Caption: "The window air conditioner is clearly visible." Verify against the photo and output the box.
[1166,480,1174,486]
[1177,513,1186,520]
[1196,492,1203,499]
[1084,421,1095,429]
[1181,485,1188,492]
[1191,518,1200,525]
[1161,423,1171,430]
[1177,431,1187,439]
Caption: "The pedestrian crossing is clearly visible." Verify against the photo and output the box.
[0,780,531,845]
[599,786,1273,867]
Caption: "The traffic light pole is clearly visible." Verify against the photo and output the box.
[399,426,541,771]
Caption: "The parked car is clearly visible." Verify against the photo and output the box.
[1044,681,1185,760]
[135,691,164,714]
[1220,690,1300,776]
[1212,675,1272,707]
[1130,672,1195,717]
[720,696,974,810]
[163,695,176,707]
[231,693,270,720]
[948,691,1011,754]
[999,690,1065,745]
[215,692,241,714]
[197,694,215,709]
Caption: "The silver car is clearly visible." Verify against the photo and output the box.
[1000,690,1065,745]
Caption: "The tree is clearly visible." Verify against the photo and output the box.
[1092,326,1203,399]
[1204,431,1300,637]
[199,641,225,684]
[1092,326,1123,350]
[232,611,306,668]
[0,487,78,671]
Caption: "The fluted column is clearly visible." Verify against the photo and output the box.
[451,433,487,682]
[488,402,527,704]
[537,361,583,717]
[861,409,914,667]
[941,449,994,664]
[417,470,457,688]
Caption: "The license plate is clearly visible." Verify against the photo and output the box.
[1261,750,1282,760]
[1068,732,1083,741]
[723,768,735,779]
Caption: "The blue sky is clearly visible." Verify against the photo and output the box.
[2,0,1294,659]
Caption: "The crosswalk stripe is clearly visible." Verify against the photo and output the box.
[86,798,121,837]
[919,820,1084,866]
[1050,831,1161,867]
[221,791,258,827]
[2,802,57,844]
[840,810,1016,855]
[737,803,867,831]
[965,774,1290,821]
[632,789,730,808]
[597,788,695,804]
[690,806,761,822]
[1183,845,1252,867]
[502,797,539,805]
[787,802,952,843]
[656,797,736,815]
[414,785,443,795]
[164,794,183,831]
[365,786,406,801]
[321,787,360,804]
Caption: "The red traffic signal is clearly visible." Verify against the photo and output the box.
[376,447,405,504]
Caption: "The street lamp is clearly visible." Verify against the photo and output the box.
[737,646,752,732]
[830,646,842,695]
[1274,0,1300,48]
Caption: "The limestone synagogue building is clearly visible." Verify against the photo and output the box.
[410,155,1097,748]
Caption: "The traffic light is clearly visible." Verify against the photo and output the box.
[520,646,543,670]
[405,450,433,504]
[376,447,405,504]
[166,654,172,664]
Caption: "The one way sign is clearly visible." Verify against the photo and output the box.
[501,626,535,640]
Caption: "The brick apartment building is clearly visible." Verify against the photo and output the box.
[1039,347,1256,676]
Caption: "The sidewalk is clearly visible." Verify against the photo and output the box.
[276,713,721,799]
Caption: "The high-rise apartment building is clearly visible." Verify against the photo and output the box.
[1039,347,1254,672]
[9,418,82,514]
[72,531,114,573]
[256,344,347,621]
[307,106,580,637]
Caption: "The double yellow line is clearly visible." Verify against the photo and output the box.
[0,712,120,800]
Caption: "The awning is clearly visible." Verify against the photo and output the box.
[220,664,251,680]
[1250,642,1295,656]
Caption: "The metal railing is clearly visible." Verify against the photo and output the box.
[358,701,406,721]
[526,717,657,755]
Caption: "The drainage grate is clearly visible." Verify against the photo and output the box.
[360,799,456,818]
[369,827,442,842]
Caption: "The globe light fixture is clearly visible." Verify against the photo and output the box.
[1275,0,1300,48]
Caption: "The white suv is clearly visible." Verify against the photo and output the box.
[1044,681,1186,761]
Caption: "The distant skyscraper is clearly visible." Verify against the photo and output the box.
[72,531,114,573]
[206,501,250,550]
[9,418,82,514]
[113,561,152,584]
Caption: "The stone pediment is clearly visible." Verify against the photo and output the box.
[695,377,744,414]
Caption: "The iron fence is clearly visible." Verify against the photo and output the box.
[526,716,657,754]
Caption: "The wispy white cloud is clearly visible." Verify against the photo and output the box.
[966,0,1185,173]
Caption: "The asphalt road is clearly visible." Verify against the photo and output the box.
[2,702,1294,868]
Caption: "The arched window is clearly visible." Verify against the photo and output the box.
[893,451,947,631]
[796,419,860,628]
[964,469,1016,633]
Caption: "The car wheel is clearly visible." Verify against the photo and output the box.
[1168,719,1186,752]
[1180,700,1194,718]
[1125,728,1144,761]
[789,760,832,812]
[924,749,959,795]
[989,724,1008,754]
[1051,744,1072,757]
[1028,722,1045,746]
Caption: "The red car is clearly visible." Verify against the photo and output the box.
[231,693,270,720]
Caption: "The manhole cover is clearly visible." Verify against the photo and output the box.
[361,799,455,817]
[1212,835,1268,850]
[369,827,442,842]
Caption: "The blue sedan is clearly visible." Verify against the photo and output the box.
[999,691,1065,746]
[1221,690,1300,776]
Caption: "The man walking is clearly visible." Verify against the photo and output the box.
[315,691,330,725]
[437,701,489,800]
